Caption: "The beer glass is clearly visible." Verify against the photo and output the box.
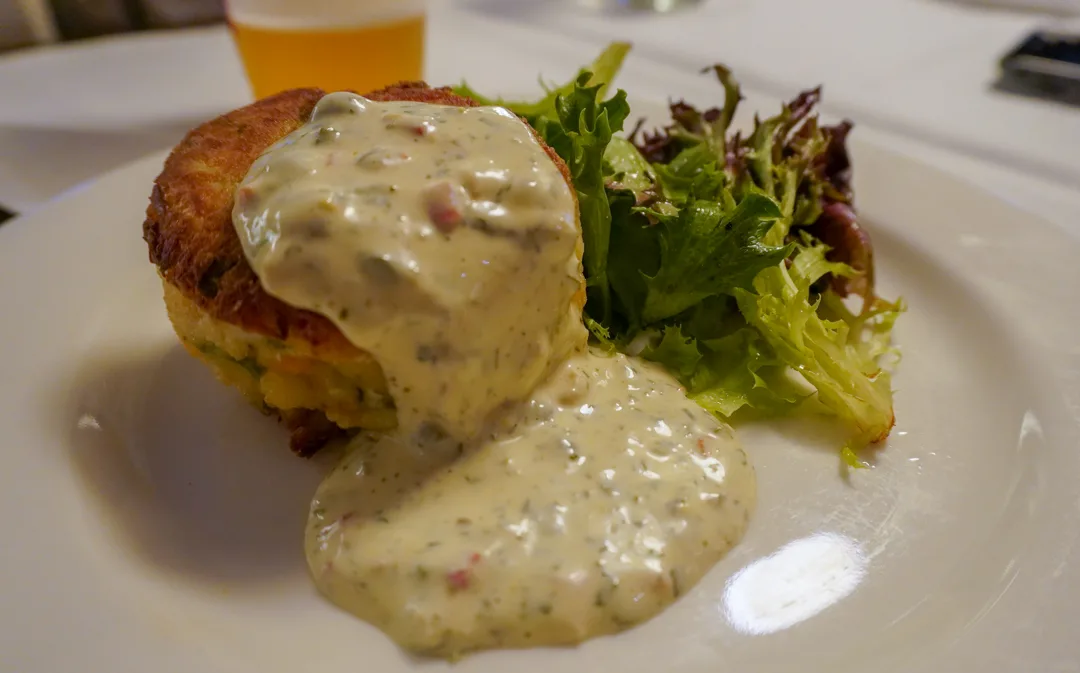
[226,0,426,99]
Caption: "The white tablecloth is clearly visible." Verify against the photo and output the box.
[468,0,1080,186]
[0,1,1077,234]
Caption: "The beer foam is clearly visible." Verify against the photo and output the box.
[226,0,425,30]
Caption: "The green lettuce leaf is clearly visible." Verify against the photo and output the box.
[691,328,806,418]
[604,136,656,199]
[453,42,630,121]
[606,188,657,330]
[531,75,630,323]
[638,320,807,420]
[652,144,728,204]
[733,242,898,448]
[640,325,702,380]
[637,193,791,324]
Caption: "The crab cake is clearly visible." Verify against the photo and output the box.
[143,84,582,456]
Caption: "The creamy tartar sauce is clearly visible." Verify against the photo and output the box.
[233,92,585,441]
[233,93,756,658]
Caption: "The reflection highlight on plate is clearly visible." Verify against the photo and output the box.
[723,532,867,635]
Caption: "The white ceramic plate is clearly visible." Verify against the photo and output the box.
[2,122,1079,673]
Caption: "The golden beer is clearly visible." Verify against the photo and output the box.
[226,0,426,99]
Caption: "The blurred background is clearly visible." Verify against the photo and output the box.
[0,0,224,51]
[1,0,1077,53]
[1,0,1077,229]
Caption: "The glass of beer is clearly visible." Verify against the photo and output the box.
[226,0,426,99]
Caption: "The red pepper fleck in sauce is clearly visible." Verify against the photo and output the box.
[424,181,465,234]
[446,568,472,590]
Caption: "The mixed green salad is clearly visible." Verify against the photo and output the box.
[456,43,903,466]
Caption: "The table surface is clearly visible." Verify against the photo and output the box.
[0,0,1076,235]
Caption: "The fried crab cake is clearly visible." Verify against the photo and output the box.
[143,84,579,456]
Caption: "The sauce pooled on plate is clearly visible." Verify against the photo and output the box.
[308,350,754,656]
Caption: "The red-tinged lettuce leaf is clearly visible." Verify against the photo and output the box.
[816,120,854,200]
[632,64,742,165]
[630,66,879,311]
[806,200,875,309]
[737,93,877,305]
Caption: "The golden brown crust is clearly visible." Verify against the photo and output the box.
[143,82,574,360]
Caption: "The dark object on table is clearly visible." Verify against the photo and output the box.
[996,27,1080,108]
[0,205,15,226]
[49,0,224,41]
